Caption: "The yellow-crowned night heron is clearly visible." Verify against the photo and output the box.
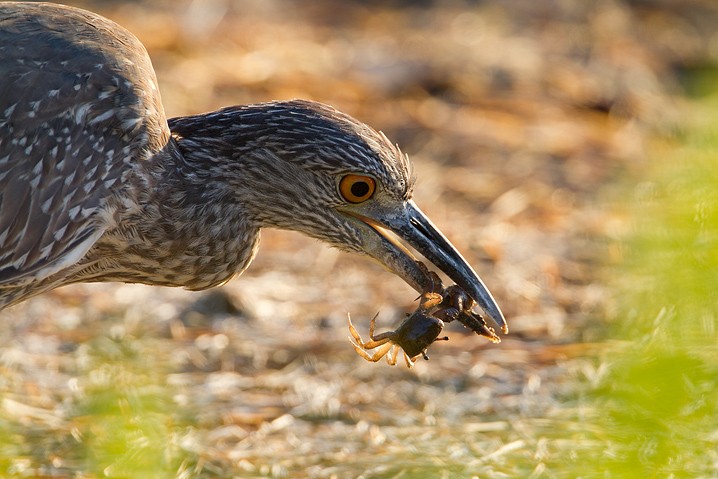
[0,2,506,332]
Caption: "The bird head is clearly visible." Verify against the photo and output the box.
[170,100,506,331]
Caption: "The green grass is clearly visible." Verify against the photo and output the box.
[70,339,184,478]
[588,98,718,478]
[0,336,193,479]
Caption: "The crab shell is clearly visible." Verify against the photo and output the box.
[393,311,445,358]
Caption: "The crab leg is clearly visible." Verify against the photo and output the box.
[353,342,394,363]
[402,352,414,368]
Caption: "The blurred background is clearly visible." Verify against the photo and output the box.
[1,0,717,477]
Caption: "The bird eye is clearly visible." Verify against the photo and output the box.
[339,174,376,203]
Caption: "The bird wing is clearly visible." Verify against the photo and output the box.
[0,3,170,286]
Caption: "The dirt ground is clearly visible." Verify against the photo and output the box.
[1,0,717,477]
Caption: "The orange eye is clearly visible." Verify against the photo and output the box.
[339,174,376,203]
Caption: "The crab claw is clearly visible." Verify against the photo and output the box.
[460,311,500,343]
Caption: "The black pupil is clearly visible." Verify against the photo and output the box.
[350,181,370,198]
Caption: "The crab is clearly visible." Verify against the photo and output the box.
[347,290,449,368]
[348,262,501,367]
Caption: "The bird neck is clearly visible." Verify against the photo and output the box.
[79,139,261,290]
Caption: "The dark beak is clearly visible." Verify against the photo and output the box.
[344,200,507,333]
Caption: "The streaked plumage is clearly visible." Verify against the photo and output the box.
[0,2,506,331]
